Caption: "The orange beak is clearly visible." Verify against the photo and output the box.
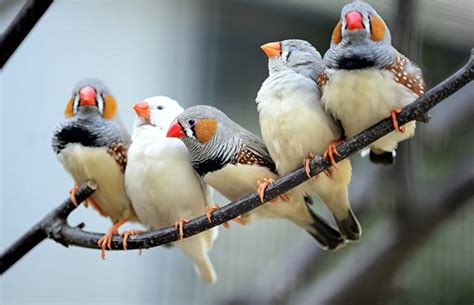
[79,86,96,106]
[166,120,186,138]
[345,11,364,30]
[260,41,281,58]
[133,101,150,120]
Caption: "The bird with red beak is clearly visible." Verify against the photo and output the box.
[320,1,425,165]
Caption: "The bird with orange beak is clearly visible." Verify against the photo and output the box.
[320,1,425,165]
[52,78,137,259]
[125,96,219,283]
[257,39,360,242]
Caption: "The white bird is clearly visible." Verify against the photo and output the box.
[125,96,218,284]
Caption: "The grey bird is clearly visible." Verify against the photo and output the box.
[320,1,425,165]
[52,78,137,259]
[257,39,361,241]
[167,105,345,250]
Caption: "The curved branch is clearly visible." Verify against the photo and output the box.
[0,50,472,274]
[0,182,96,274]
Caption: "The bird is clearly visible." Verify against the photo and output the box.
[257,39,361,241]
[52,78,137,259]
[167,105,346,250]
[320,1,425,165]
[124,96,219,283]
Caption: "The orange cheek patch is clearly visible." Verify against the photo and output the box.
[195,119,217,143]
[331,21,342,44]
[102,95,117,119]
[370,15,385,41]
[64,96,74,117]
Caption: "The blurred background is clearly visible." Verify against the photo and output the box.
[0,0,473,304]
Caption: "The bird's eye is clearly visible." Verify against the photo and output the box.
[188,119,196,126]
[157,105,164,110]
[286,50,292,61]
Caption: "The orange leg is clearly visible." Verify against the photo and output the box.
[120,229,145,251]
[206,204,244,229]
[303,153,315,179]
[390,108,406,133]
[323,139,343,169]
[175,217,190,240]
[85,196,107,217]
[97,217,129,260]
[68,184,80,206]
[257,178,274,203]
[257,178,291,204]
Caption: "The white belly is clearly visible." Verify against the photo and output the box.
[258,89,340,175]
[322,68,417,152]
[58,144,134,223]
[125,135,209,229]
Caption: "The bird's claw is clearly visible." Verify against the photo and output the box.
[120,230,144,250]
[323,140,343,169]
[257,178,274,203]
[68,184,80,206]
[390,108,405,133]
[175,217,189,239]
[303,153,315,178]
[97,218,129,260]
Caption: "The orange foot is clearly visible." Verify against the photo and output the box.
[390,108,406,133]
[206,204,245,229]
[323,139,343,169]
[97,217,129,260]
[257,178,290,204]
[303,153,315,178]
[69,184,80,206]
[175,217,189,240]
[120,229,145,250]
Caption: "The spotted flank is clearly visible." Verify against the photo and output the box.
[317,71,329,87]
[385,54,425,96]
[107,142,128,172]
[233,147,277,173]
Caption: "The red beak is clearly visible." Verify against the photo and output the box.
[345,11,364,30]
[133,101,150,120]
[167,121,186,138]
[79,86,96,106]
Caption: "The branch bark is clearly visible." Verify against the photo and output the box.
[0,50,472,275]
[0,0,53,68]
[0,182,96,274]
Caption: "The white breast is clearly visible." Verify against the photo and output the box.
[322,68,417,151]
[58,143,134,223]
[125,127,210,229]
[257,75,341,175]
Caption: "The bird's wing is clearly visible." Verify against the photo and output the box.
[234,128,277,173]
[385,53,426,96]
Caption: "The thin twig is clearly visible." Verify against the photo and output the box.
[0,0,54,68]
[0,182,96,274]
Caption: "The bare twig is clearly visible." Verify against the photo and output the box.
[0,182,96,274]
[0,0,53,68]
[0,50,472,275]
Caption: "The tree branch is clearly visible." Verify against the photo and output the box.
[0,0,53,68]
[0,50,472,275]
[0,182,96,274]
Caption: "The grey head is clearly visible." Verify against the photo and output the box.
[167,105,272,176]
[52,78,129,153]
[323,1,397,69]
[261,39,324,81]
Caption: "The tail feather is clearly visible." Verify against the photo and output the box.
[369,149,395,165]
[193,254,217,284]
[304,197,345,250]
[335,208,362,241]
